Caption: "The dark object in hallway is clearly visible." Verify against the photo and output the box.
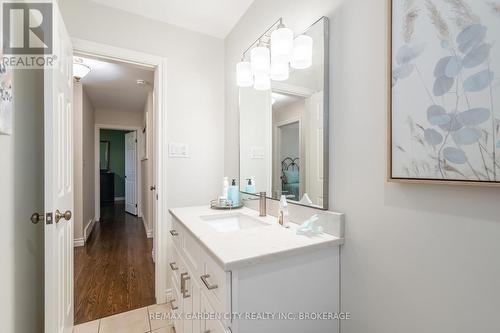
[100,170,115,203]
[74,202,155,324]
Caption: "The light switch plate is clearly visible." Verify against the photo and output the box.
[169,143,189,158]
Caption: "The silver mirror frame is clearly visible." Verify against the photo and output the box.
[238,16,330,211]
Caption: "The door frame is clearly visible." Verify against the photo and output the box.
[73,38,169,304]
[94,125,141,219]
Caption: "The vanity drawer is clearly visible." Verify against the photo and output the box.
[170,218,182,249]
[181,227,203,276]
[201,292,227,333]
[200,252,229,315]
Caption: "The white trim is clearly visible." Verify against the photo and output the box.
[114,196,125,201]
[73,238,84,247]
[73,38,169,304]
[272,81,315,98]
[141,216,153,238]
[84,218,96,242]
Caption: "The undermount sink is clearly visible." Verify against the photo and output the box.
[200,213,269,233]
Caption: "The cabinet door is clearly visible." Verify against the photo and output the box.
[171,277,183,333]
[181,268,201,333]
[201,293,226,333]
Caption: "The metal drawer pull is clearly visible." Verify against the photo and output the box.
[168,299,178,310]
[170,229,178,236]
[201,274,218,290]
[169,262,178,271]
[181,272,191,298]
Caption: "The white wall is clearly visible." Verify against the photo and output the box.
[95,109,143,128]
[74,83,96,243]
[0,70,44,332]
[225,0,500,332]
[60,0,225,296]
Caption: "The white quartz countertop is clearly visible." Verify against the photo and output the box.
[169,206,344,271]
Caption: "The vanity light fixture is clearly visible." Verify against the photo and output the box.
[254,74,271,91]
[270,59,289,81]
[290,35,313,69]
[250,43,271,77]
[236,60,254,87]
[271,24,293,63]
[73,57,91,82]
[236,17,313,90]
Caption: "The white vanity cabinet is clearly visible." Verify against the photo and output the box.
[168,207,343,333]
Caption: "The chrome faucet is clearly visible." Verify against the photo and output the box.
[259,192,267,217]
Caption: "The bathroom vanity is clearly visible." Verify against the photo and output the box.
[168,206,344,333]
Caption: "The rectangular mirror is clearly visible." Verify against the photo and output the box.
[100,140,110,171]
[239,17,329,210]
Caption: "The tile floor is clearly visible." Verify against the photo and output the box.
[73,303,174,333]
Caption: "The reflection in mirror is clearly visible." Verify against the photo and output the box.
[239,17,329,210]
[100,140,110,171]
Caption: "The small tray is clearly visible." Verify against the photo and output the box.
[210,199,243,210]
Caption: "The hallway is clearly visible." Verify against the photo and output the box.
[74,202,155,324]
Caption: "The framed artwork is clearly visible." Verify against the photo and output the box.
[390,0,500,186]
[0,62,13,135]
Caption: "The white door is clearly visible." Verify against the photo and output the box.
[306,91,324,206]
[125,131,137,215]
[45,4,74,333]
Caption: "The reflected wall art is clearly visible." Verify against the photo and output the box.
[390,0,500,185]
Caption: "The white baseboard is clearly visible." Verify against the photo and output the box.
[141,216,153,238]
[74,238,84,247]
[84,217,96,242]
[114,197,125,201]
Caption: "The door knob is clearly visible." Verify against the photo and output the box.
[30,213,44,224]
[150,185,156,191]
[55,210,72,223]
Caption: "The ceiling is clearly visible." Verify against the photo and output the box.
[90,0,255,38]
[77,56,154,113]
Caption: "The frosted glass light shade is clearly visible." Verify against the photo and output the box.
[291,35,313,69]
[271,27,293,62]
[254,74,271,91]
[236,61,254,87]
[270,60,289,81]
[251,46,270,76]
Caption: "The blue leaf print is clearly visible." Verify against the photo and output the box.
[443,147,467,164]
[445,56,462,78]
[427,105,451,126]
[424,128,443,146]
[463,43,491,69]
[452,127,482,145]
[463,70,494,92]
[457,24,487,54]
[433,76,454,96]
[434,56,453,78]
[439,114,464,132]
[457,108,491,126]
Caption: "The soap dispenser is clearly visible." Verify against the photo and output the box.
[227,179,240,206]
[245,178,256,193]
[278,195,289,228]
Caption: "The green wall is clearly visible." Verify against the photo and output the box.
[100,129,129,198]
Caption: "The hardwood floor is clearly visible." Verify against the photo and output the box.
[74,202,155,325]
